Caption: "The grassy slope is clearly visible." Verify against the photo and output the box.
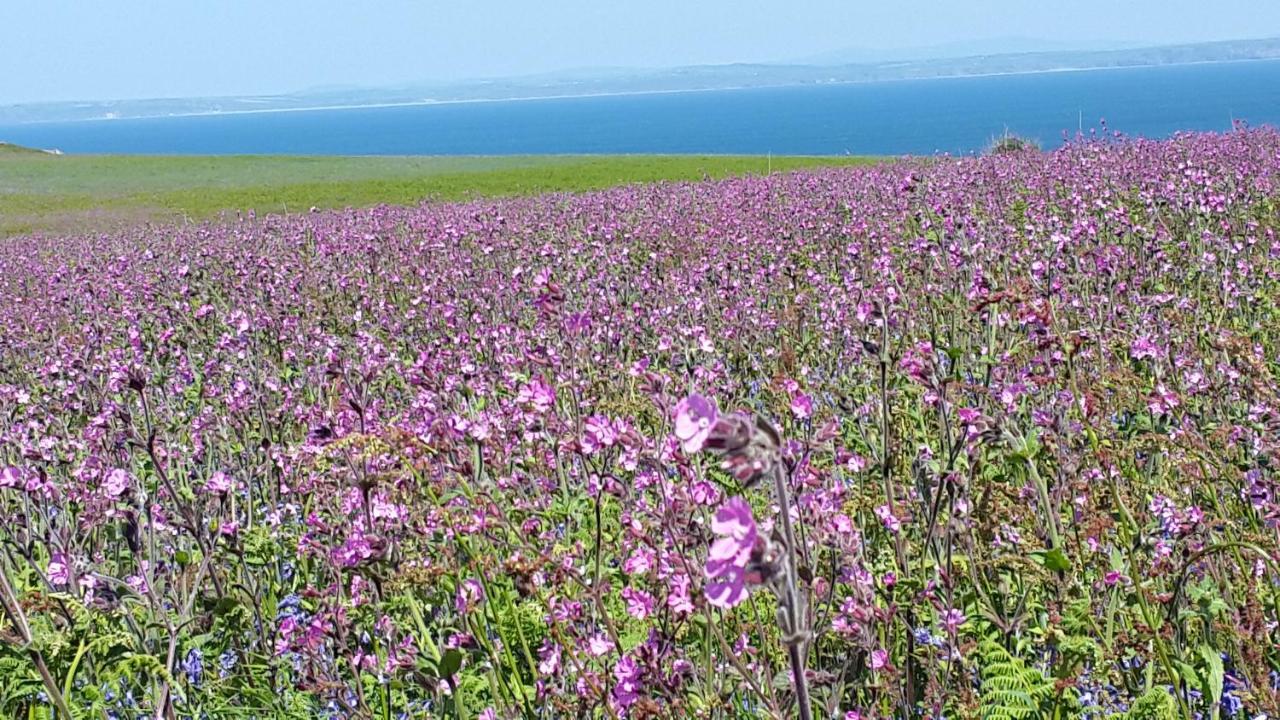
[0,152,876,236]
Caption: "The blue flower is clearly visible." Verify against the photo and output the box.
[218,650,238,678]
[276,593,304,620]
[181,648,204,687]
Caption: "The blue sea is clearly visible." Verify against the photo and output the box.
[4,60,1280,156]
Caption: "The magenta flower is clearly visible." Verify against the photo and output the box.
[790,393,814,419]
[455,579,486,613]
[875,504,901,534]
[870,649,889,670]
[536,640,561,675]
[612,654,643,709]
[47,552,69,586]
[941,607,967,634]
[1130,336,1160,360]
[666,573,695,615]
[516,377,556,414]
[581,414,620,454]
[622,548,654,575]
[1148,384,1180,415]
[104,468,132,498]
[674,393,718,453]
[621,586,655,619]
[204,471,232,495]
[587,632,615,657]
[704,496,758,609]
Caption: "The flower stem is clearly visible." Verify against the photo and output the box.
[0,565,75,720]
[771,462,812,720]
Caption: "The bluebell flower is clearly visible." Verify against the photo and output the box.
[181,648,204,687]
[218,650,238,678]
[912,626,933,646]
[1223,691,1243,717]
[276,593,303,620]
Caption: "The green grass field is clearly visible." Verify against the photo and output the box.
[0,145,876,236]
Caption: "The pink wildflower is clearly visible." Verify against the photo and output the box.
[941,607,967,634]
[674,393,718,453]
[537,641,561,675]
[47,552,69,586]
[704,496,758,609]
[621,586,655,619]
[790,393,814,419]
[875,504,901,534]
[456,579,485,613]
[870,649,889,670]
[612,654,643,709]
[205,471,232,495]
[1130,336,1160,360]
[587,632,615,657]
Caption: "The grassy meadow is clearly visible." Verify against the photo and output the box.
[0,144,874,235]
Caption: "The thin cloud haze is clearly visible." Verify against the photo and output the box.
[2,0,1279,104]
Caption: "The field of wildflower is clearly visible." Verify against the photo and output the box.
[1,128,1279,720]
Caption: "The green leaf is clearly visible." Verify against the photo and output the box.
[1174,660,1200,690]
[1031,548,1071,572]
[1199,644,1224,716]
[212,597,241,617]
[438,649,463,679]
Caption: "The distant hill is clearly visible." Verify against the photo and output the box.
[2,36,1279,125]
[790,36,1142,65]
[0,141,59,156]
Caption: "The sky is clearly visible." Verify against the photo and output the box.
[3,0,1279,105]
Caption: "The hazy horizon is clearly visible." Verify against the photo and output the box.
[4,1,1280,105]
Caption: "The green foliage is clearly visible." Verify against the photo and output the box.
[0,153,877,236]
[1124,687,1177,720]
[977,636,1054,720]
[987,133,1040,155]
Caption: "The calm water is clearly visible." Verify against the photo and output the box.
[4,60,1280,156]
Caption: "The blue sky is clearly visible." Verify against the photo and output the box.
[3,0,1279,104]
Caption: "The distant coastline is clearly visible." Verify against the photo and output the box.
[3,36,1278,126]
[2,59,1276,158]
[5,56,1274,126]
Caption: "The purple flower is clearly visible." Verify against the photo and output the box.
[621,586,656,619]
[47,552,69,586]
[537,640,561,675]
[1130,336,1160,360]
[875,504,901,534]
[204,471,232,495]
[674,394,718,453]
[582,415,620,454]
[516,377,556,413]
[1147,384,1180,414]
[790,393,814,419]
[456,579,486,613]
[104,468,132,498]
[587,632,615,657]
[870,649,889,670]
[612,654,643,709]
[704,496,758,609]
[181,648,204,686]
[941,607,967,634]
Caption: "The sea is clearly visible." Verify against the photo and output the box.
[3,60,1280,156]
